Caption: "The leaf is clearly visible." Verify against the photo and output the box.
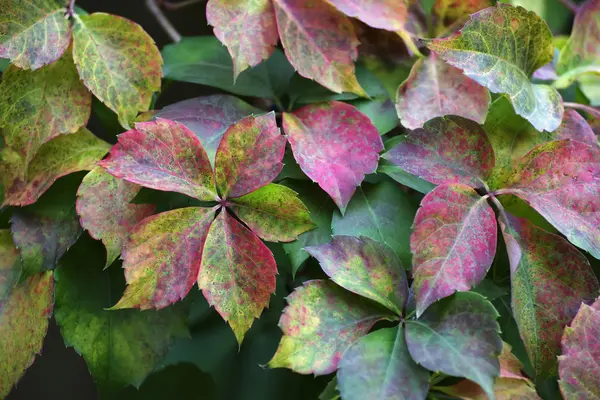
[558,296,600,399]
[0,53,91,171]
[405,292,502,398]
[113,207,215,310]
[54,235,188,395]
[442,378,540,400]
[273,0,366,96]
[0,0,71,70]
[215,112,285,199]
[283,101,383,212]
[396,53,490,130]
[377,160,436,195]
[320,377,340,400]
[411,183,497,316]
[555,109,599,147]
[503,139,600,259]
[228,183,315,242]
[306,236,408,315]
[384,115,494,189]
[72,13,162,128]
[426,4,563,132]
[99,119,218,201]
[206,0,277,77]
[2,128,110,206]
[337,326,429,400]
[499,212,599,377]
[432,0,493,35]
[350,98,398,135]
[268,280,393,375]
[0,229,20,300]
[331,181,418,268]
[326,0,410,31]
[76,167,155,268]
[153,95,261,165]
[0,271,53,399]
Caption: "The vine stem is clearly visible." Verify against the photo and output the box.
[66,0,76,17]
[146,0,182,43]
[557,0,579,13]
[564,102,600,118]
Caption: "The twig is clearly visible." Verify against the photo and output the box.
[557,0,579,13]
[146,0,182,43]
[66,0,76,17]
[564,102,600,119]
[162,0,204,10]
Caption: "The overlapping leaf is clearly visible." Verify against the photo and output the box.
[558,296,600,399]
[432,0,493,35]
[76,167,155,268]
[555,109,599,147]
[0,229,21,300]
[284,101,383,212]
[499,212,599,377]
[0,0,71,70]
[426,4,563,132]
[396,54,490,129]
[72,13,162,128]
[0,271,53,398]
[326,0,410,31]
[411,183,497,316]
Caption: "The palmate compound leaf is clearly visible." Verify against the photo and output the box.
[558,296,600,399]
[0,271,53,399]
[502,139,600,259]
[396,53,490,130]
[499,212,599,378]
[337,326,429,400]
[283,101,383,213]
[425,4,564,132]
[325,0,410,31]
[76,167,156,268]
[305,236,408,315]
[72,13,162,128]
[268,279,395,375]
[0,230,20,301]
[405,292,503,398]
[382,116,494,190]
[411,183,497,316]
[0,0,71,70]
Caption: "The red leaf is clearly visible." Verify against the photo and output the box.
[411,183,497,316]
[99,118,218,201]
[283,101,383,212]
[554,109,599,147]
[326,0,410,31]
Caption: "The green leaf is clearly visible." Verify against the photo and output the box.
[54,235,188,396]
[0,0,71,70]
[405,292,502,398]
[331,181,418,268]
[426,4,563,132]
[337,326,429,400]
[76,167,156,268]
[72,13,162,128]
[377,160,436,195]
[501,0,571,34]
[350,98,398,135]
[0,271,53,398]
[162,36,294,99]
[228,183,315,242]
[0,229,20,300]
[268,280,394,375]
[319,377,340,400]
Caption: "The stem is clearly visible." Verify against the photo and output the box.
[66,0,76,17]
[557,0,579,13]
[162,0,204,10]
[146,0,182,43]
[564,102,600,119]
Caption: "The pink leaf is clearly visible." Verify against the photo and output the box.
[326,0,410,31]
[554,109,598,147]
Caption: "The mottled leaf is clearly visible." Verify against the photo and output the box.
[503,139,600,259]
[228,183,315,242]
[199,209,277,344]
[268,280,393,375]
[396,54,490,129]
[273,0,366,95]
[207,0,277,77]
[72,13,162,128]
[0,0,71,70]
[326,0,409,31]
[332,181,418,268]
[76,167,156,268]
[99,119,218,201]
[426,4,563,132]
[0,230,21,300]
[215,112,285,199]
[0,53,91,171]
[411,183,497,316]
[153,95,260,165]
[2,128,110,206]
[442,377,540,400]
[432,0,493,35]
[499,212,599,377]
[558,296,600,400]
[283,101,383,212]
[112,207,215,310]
[337,326,429,400]
[406,292,502,398]
[555,109,599,147]
[0,271,53,399]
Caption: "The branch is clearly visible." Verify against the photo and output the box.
[66,0,76,17]
[557,0,579,13]
[146,0,182,43]
[564,102,600,119]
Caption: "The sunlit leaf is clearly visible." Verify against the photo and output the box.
[283,101,383,212]
[0,230,21,300]
[326,0,410,31]
[411,183,497,316]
